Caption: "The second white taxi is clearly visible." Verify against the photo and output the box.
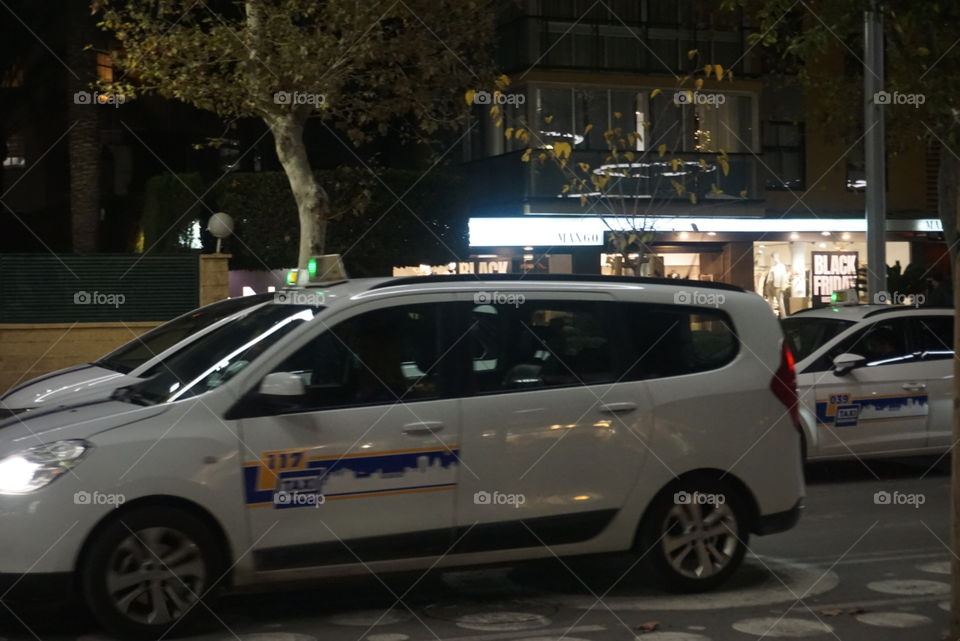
[783,304,953,461]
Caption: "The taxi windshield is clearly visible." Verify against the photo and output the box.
[780,316,856,362]
[96,294,273,373]
[113,303,320,405]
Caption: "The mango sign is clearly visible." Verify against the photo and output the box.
[811,251,858,306]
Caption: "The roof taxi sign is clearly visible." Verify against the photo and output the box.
[811,251,858,307]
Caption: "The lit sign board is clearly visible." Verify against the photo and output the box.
[811,251,859,307]
[468,217,943,248]
[469,217,605,247]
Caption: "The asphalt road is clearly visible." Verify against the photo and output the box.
[1,456,953,641]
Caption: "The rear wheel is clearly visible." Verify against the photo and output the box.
[638,479,750,592]
[81,507,223,639]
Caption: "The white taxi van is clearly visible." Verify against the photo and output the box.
[783,304,953,460]
[0,259,804,637]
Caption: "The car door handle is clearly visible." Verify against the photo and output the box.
[902,383,927,391]
[599,402,637,414]
[402,421,445,436]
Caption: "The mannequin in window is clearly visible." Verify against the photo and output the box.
[765,253,789,318]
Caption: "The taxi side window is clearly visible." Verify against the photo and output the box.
[620,304,738,379]
[912,316,954,360]
[468,300,617,393]
[268,303,447,411]
[808,318,913,371]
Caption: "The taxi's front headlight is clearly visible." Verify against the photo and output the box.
[0,440,90,494]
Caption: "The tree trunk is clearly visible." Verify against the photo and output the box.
[945,150,960,641]
[267,113,329,268]
[66,4,100,253]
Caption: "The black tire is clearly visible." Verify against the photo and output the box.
[637,478,750,593]
[80,506,224,639]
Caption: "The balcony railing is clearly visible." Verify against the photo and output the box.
[465,149,759,214]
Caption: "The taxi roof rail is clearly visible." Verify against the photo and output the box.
[369,273,745,293]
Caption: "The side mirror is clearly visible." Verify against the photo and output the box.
[258,372,306,397]
[832,352,866,376]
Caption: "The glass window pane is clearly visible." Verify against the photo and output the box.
[914,317,954,358]
[271,304,446,409]
[575,88,608,149]
[469,300,617,393]
[536,87,574,148]
[622,304,738,379]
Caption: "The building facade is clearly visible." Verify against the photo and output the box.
[452,0,945,313]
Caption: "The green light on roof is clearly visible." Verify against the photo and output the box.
[286,269,298,286]
[831,292,839,303]
[307,257,318,279]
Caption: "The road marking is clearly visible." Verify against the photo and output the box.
[855,612,932,628]
[810,594,946,611]
[413,625,606,641]
[917,560,950,575]
[455,612,550,632]
[327,610,412,626]
[732,617,833,637]
[866,579,950,596]
[627,633,711,641]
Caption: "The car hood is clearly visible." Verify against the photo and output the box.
[0,398,171,451]
[1,364,133,411]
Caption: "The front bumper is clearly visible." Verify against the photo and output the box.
[753,498,803,535]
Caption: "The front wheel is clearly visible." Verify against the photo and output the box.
[81,507,223,639]
[637,480,750,592]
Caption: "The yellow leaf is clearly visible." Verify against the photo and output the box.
[583,124,594,135]
[651,88,662,98]
[613,111,622,119]
[687,48,699,60]
[544,115,554,124]
[689,192,698,204]
[740,189,749,198]
[699,158,708,169]
[695,77,704,91]
[711,183,724,194]
[561,184,571,193]
[494,118,503,128]
[704,64,713,77]
[521,148,533,162]
[657,144,667,158]
[580,195,588,206]
[624,151,635,161]
[671,158,681,172]
[496,74,511,88]
[538,152,547,163]
[578,162,590,173]
[719,158,730,176]
[671,179,685,196]
[714,63,724,82]
[490,105,500,120]
[464,89,476,106]
[504,127,514,139]
[553,141,572,160]
[515,127,525,140]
